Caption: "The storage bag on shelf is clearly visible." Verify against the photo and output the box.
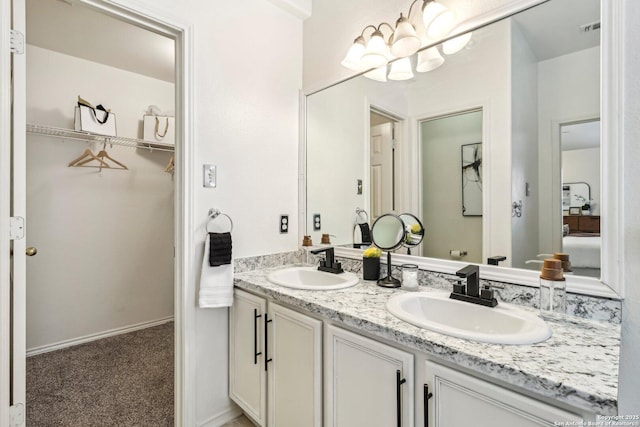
[143,115,175,146]
[74,96,117,137]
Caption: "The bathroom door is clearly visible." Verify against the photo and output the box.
[1,0,27,424]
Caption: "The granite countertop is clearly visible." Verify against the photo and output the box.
[234,265,620,416]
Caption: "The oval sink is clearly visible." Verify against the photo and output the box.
[386,292,551,345]
[267,266,360,291]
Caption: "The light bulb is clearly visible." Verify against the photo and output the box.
[388,57,414,81]
[416,47,444,72]
[442,32,472,55]
[341,36,366,70]
[364,65,388,82]
[361,30,389,69]
[423,1,455,40]
[391,15,421,58]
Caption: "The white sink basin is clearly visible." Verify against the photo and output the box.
[386,292,551,345]
[267,266,360,291]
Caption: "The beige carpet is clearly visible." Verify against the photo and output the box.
[27,322,174,427]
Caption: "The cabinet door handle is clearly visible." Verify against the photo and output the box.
[264,313,273,371]
[253,309,262,365]
[423,384,433,427]
[396,370,407,427]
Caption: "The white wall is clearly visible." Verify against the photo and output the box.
[510,20,540,269]
[562,147,600,214]
[618,0,640,413]
[26,45,175,350]
[421,111,483,263]
[537,46,600,254]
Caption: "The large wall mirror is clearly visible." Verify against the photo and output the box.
[305,0,622,297]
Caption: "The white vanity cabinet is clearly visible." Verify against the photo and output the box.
[229,289,322,427]
[423,361,583,427]
[324,324,414,427]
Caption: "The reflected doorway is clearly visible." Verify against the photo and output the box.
[560,118,601,278]
[370,109,402,221]
[420,109,483,263]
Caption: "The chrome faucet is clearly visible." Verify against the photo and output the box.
[450,264,498,307]
[310,247,344,274]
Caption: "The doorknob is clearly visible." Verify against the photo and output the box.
[26,247,38,256]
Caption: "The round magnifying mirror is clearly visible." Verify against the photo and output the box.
[371,214,406,288]
[399,213,425,252]
[371,214,406,250]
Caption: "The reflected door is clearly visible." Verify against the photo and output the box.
[370,123,394,221]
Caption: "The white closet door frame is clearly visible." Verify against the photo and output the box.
[0,1,196,425]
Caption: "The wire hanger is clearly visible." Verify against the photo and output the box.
[164,156,175,175]
[75,143,128,170]
[68,148,109,168]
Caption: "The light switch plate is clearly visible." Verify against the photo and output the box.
[203,164,216,188]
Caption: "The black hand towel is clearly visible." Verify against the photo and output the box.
[359,223,372,244]
[209,232,232,267]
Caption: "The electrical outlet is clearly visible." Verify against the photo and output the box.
[313,214,321,231]
[203,164,216,188]
[357,179,363,195]
[280,215,289,234]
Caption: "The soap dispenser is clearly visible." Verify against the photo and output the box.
[539,258,566,317]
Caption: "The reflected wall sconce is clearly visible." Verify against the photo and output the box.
[341,0,472,81]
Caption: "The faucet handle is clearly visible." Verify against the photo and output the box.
[480,285,494,300]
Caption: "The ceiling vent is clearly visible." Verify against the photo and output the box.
[579,21,601,33]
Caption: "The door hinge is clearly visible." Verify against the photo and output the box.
[10,30,25,55]
[10,217,25,240]
[9,404,24,426]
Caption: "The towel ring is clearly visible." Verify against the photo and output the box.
[355,207,369,225]
[207,209,233,233]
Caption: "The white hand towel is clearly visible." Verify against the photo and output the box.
[198,234,234,308]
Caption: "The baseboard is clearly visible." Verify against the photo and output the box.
[26,316,174,357]
[198,407,243,427]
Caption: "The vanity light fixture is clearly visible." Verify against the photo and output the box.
[342,0,468,81]
[388,57,414,80]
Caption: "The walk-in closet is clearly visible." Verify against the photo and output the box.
[24,0,176,424]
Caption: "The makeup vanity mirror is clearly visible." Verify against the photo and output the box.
[304,0,622,297]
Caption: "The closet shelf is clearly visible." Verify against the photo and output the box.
[26,124,175,153]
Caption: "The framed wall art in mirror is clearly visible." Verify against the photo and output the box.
[461,142,482,217]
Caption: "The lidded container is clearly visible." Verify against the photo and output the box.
[539,258,566,317]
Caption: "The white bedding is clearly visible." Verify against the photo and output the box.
[563,235,601,268]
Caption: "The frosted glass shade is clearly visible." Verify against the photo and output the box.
[363,66,388,82]
[442,32,472,55]
[416,47,444,72]
[391,17,421,58]
[388,57,414,81]
[361,31,389,69]
[423,2,455,39]
[341,37,366,70]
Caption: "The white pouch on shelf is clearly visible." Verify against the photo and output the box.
[74,99,117,137]
[143,115,175,145]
